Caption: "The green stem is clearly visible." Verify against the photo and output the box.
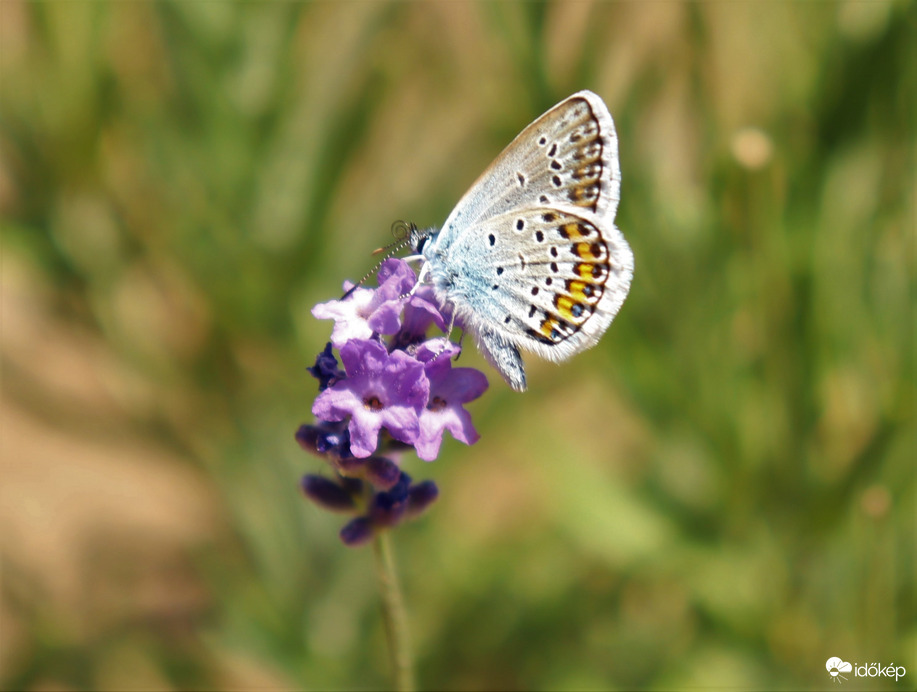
[373,532,415,691]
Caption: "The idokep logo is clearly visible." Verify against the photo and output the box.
[826,657,907,684]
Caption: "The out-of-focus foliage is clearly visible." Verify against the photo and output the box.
[1,1,913,690]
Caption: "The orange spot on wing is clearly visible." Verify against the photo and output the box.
[555,295,587,322]
[555,295,574,317]
[540,317,560,340]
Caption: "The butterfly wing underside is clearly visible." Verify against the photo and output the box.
[425,91,633,390]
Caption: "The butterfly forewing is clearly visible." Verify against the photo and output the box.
[438,91,621,246]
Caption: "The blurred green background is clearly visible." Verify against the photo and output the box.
[1,1,914,690]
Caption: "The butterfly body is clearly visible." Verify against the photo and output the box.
[412,91,633,391]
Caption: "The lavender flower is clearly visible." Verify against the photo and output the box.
[313,340,428,457]
[311,259,418,347]
[414,341,488,461]
[297,258,488,546]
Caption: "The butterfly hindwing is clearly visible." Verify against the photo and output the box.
[440,205,632,364]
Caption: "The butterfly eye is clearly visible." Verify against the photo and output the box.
[409,231,429,254]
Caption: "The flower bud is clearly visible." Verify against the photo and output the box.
[296,423,352,459]
[336,456,367,475]
[340,517,374,546]
[370,493,407,527]
[301,475,356,512]
[369,472,411,526]
[307,342,345,391]
[406,480,439,518]
[365,457,401,490]
[295,424,322,455]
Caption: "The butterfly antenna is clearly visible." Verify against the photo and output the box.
[341,221,418,299]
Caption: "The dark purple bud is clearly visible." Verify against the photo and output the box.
[386,472,412,501]
[296,423,352,459]
[406,480,439,518]
[307,342,345,391]
[365,457,401,490]
[315,425,351,457]
[340,517,374,546]
[335,456,401,491]
[295,424,322,455]
[369,491,407,527]
[369,472,412,527]
[301,475,356,512]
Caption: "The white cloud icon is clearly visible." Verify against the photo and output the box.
[826,657,852,683]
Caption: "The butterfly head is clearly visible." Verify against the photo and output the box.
[407,224,437,257]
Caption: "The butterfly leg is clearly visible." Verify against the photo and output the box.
[442,311,466,362]
[427,307,458,363]
[399,260,430,299]
[454,327,466,361]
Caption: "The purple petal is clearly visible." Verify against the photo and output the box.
[413,425,445,461]
[376,258,417,299]
[440,406,480,445]
[312,382,360,423]
[385,350,430,409]
[379,404,421,445]
[414,407,480,461]
[312,289,377,348]
[416,338,461,368]
[403,287,448,334]
[339,339,389,377]
[413,365,486,460]
[433,367,489,403]
[348,407,386,457]
[367,300,404,335]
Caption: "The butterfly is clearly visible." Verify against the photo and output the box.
[410,90,634,391]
